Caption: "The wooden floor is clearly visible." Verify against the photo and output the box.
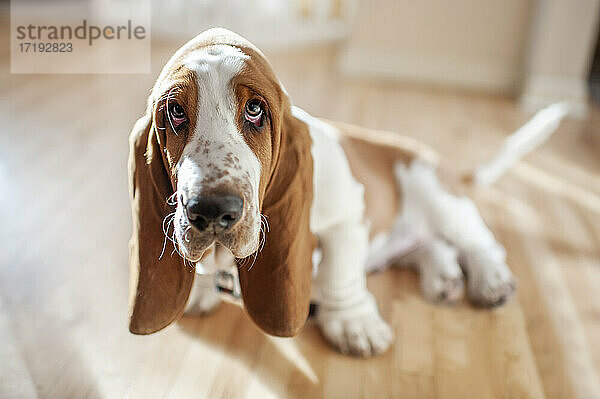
[1,37,600,399]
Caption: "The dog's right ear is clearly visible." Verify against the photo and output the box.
[127,110,194,335]
[236,110,317,337]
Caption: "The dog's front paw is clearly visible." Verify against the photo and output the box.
[464,253,516,307]
[317,297,393,357]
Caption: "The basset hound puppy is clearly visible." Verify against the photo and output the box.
[128,28,516,357]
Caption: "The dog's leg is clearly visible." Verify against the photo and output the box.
[403,238,464,303]
[396,161,516,307]
[315,217,394,357]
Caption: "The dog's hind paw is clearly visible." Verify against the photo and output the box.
[463,251,516,307]
[420,259,465,304]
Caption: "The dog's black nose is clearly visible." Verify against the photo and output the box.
[185,195,243,231]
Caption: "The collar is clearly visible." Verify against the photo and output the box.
[195,263,242,301]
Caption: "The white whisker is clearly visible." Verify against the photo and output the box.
[261,214,270,232]
[159,211,176,260]
[183,225,193,242]
[166,191,179,206]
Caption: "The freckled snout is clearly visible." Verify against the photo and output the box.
[184,194,243,232]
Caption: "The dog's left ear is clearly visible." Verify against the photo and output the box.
[237,110,316,337]
[128,111,194,335]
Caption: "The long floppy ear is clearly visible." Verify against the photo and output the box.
[128,112,195,335]
[237,111,316,337]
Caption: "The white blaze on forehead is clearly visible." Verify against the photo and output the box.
[184,44,249,86]
[177,44,261,214]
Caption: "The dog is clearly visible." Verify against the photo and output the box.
[128,28,522,357]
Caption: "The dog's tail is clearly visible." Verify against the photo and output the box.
[466,102,571,186]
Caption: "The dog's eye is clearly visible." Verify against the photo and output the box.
[245,99,263,127]
[168,102,187,129]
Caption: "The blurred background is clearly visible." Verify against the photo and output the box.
[1,1,600,398]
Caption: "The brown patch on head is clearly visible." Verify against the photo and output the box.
[149,66,198,186]
[230,46,289,210]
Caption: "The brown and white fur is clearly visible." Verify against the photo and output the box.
[129,28,527,357]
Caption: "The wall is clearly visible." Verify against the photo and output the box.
[339,0,534,93]
[521,0,600,116]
